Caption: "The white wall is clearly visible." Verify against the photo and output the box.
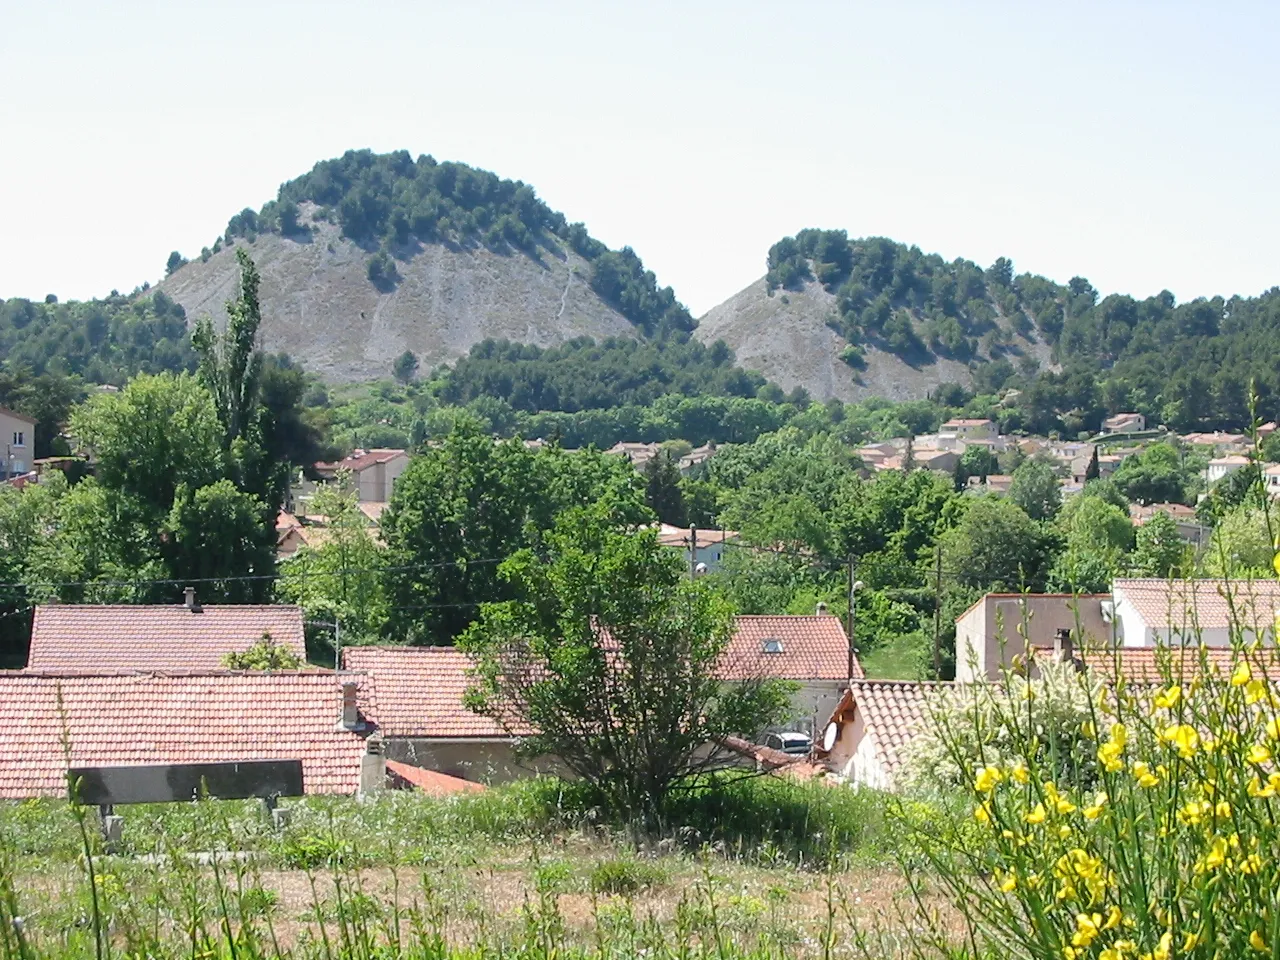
[826,710,890,790]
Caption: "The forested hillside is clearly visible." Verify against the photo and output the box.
[702,228,1280,430]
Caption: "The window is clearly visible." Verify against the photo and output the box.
[762,638,784,654]
[10,432,23,448]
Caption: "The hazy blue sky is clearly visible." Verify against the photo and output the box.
[3,1,1278,316]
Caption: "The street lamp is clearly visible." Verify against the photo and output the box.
[847,578,865,680]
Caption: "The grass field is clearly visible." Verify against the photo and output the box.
[1,777,958,960]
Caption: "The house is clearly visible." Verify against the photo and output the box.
[343,614,860,782]
[1096,454,1124,478]
[940,418,995,441]
[1079,647,1280,686]
[0,672,379,798]
[914,449,960,474]
[1128,502,1206,546]
[1259,422,1278,441]
[314,449,408,502]
[0,407,36,479]
[1182,431,1249,455]
[966,474,1013,495]
[677,443,718,475]
[816,680,943,790]
[1102,412,1146,435]
[1206,454,1252,485]
[1266,464,1280,498]
[25,593,307,671]
[954,593,1111,682]
[654,523,738,573]
[606,441,662,471]
[1111,578,1280,647]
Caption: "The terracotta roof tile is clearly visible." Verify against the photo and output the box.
[1081,647,1280,685]
[843,680,946,785]
[345,616,857,738]
[386,759,486,794]
[28,605,307,672]
[720,615,859,681]
[0,672,373,798]
[316,449,407,474]
[1112,579,1280,633]
[342,647,516,739]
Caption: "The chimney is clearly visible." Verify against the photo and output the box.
[1054,628,1083,671]
[815,601,828,616]
[183,586,201,613]
[338,679,362,731]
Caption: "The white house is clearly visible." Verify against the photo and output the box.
[1264,464,1280,498]
[953,593,1110,682]
[940,418,996,440]
[1206,455,1251,485]
[315,449,409,502]
[1103,412,1146,435]
[0,407,36,479]
[817,680,942,790]
[1110,578,1280,647]
[653,523,738,573]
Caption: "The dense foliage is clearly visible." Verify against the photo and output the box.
[766,229,1280,431]
[223,149,696,336]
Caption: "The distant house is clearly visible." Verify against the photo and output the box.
[1182,431,1249,455]
[1128,502,1204,545]
[1207,454,1251,484]
[606,441,662,470]
[677,443,718,475]
[1102,412,1146,435]
[0,407,36,479]
[1266,463,1280,498]
[913,449,960,474]
[817,680,943,790]
[954,593,1111,683]
[0,672,378,798]
[653,523,738,573]
[1259,422,1278,441]
[25,593,307,671]
[1111,578,1280,647]
[314,449,409,502]
[343,614,861,783]
[940,418,995,440]
[966,474,1013,495]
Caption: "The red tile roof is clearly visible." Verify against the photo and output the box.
[719,615,859,681]
[0,672,373,798]
[344,616,857,739]
[1081,647,1280,685]
[830,680,947,785]
[719,736,826,781]
[1112,579,1280,632]
[341,646,517,739]
[386,759,486,794]
[654,523,738,549]
[27,605,307,672]
[315,448,407,475]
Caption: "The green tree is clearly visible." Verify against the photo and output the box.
[643,452,686,526]
[1056,494,1133,556]
[959,445,999,484]
[221,632,303,670]
[1203,503,1279,578]
[392,350,419,384]
[1197,462,1265,526]
[1111,443,1192,505]
[459,506,793,826]
[69,373,224,520]
[164,480,276,603]
[1083,445,1100,481]
[940,497,1058,592]
[277,482,388,648]
[1130,510,1190,578]
[165,251,188,276]
[1009,458,1062,520]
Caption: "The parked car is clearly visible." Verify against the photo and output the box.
[763,731,812,755]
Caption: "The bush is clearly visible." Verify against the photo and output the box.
[589,857,667,895]
[221,632,303,670]
[898,614,1280,959]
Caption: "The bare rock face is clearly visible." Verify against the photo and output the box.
[696,277,1053,403]
[159,217,635,383]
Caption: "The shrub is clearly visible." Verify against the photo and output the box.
[221,632,303,670]
[589,857,667,895]
[899,611,1280,959]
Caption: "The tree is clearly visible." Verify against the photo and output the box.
[1110,443,1191,505]
[392,350,419,384]
[221,632,302,670]
[69,373,224,521]
[1197,462,1265,526]
[165,251,188,276]
[278,200,301,236]
[1203,503,1279,578]
[1009,458,1062,521]
[957,445,999,486]
[459,507,793,826]
[643,452,685,526]
[276,482,388,647]
[1130,510,1189,578]
[1056,495,1133,556]
[164,480,276,603]
[1083,445,1100,481]
[940,497,1058,593]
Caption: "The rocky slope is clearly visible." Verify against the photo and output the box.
[696,276,1053,403]
[159,210,635,383]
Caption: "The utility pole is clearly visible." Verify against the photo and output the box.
[846,557,857,680]
[689,523,698,581]
[932,542,943,680]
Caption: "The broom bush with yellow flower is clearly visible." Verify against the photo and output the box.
[896,605,1280,960]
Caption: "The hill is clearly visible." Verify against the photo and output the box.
[158,150,696,383]
[696,232,1054,403]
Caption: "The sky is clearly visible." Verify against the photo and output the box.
[2,1,1279,317]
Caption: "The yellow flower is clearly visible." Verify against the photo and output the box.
[1000,874,1017,892]
[1248,743,1272,765]
[1233,661,1253,686]
[1098,740,1125,773]
[974,765,1004,793]
[1026,803,1047,825]
[1081,720,1097,740]
[1246,678,1272,706]
[1251,929,1267,952]
[1153,684,1181,709]
[1162,723,1199,759]
[1216,800,1232,818]
[1072,913,1102,948]
[1011,761,1030,784]
[1181,931,1199,952]
[1247,775,1274,799]
[1132,761,1160,788]
[1266,717,1280,740]
[1204,835,1228,871]
[1152,930,1173,960]
[974,802,992,824]
[1110,722,1127,747]
[1103,905,1122,931]
[1239,852,1263,875]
